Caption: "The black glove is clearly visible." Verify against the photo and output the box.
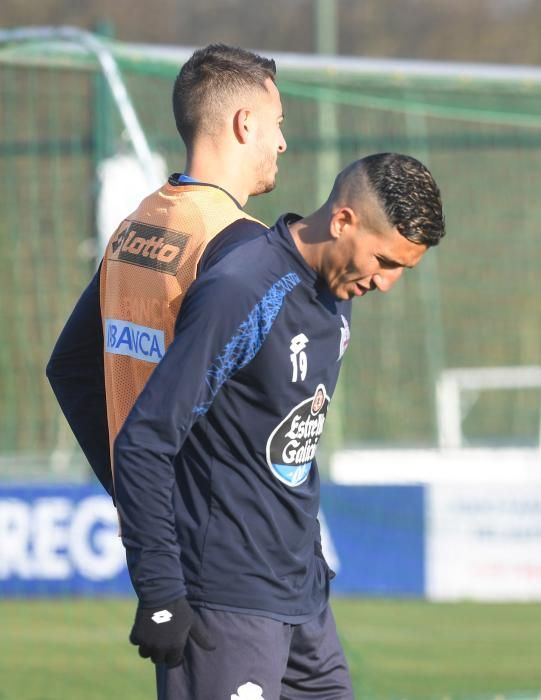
[129,596,214,667]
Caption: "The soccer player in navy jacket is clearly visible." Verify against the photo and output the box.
[114,153,446,699]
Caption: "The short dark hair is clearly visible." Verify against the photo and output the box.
[330,153,446,246]
[172,44,277,147]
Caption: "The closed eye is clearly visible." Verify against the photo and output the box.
[377,256,402,270]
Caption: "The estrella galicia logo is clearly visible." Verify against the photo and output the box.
[265,384,329,487]
[108,221,189,275]
[105,319,165,364]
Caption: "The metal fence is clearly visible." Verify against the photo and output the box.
[1,28,540,477]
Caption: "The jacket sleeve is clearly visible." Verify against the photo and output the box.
[45,268,113,497]
[113,265,275,606]
[197,219,267,274]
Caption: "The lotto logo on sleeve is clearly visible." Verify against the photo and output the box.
[105,319,165,364]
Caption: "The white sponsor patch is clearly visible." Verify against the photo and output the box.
[265,384,329,487]
[105,319,165,364]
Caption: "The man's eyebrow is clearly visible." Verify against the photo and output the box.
[378,254,410,268]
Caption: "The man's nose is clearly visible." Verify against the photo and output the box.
[373,268,404,292]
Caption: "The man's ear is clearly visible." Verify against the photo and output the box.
[233,108,252,144]
[330,207,356,240]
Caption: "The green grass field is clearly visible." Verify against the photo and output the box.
[2,597,541,700]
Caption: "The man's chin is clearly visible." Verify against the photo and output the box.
[252,179,276,196]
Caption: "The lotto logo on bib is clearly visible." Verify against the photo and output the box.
[266,384,329,487]
[109,221,188,275]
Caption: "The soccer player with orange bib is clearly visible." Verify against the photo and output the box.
[47,44,286,496]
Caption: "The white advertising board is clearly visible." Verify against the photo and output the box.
[427,482,541,601]
[331,447,540,485]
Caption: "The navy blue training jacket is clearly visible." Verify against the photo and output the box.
[114,214,352,622]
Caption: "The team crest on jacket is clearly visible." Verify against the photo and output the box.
[338,314,350,361]
[265,384,329,487]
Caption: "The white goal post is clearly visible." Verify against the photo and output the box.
[436,366,541,449]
